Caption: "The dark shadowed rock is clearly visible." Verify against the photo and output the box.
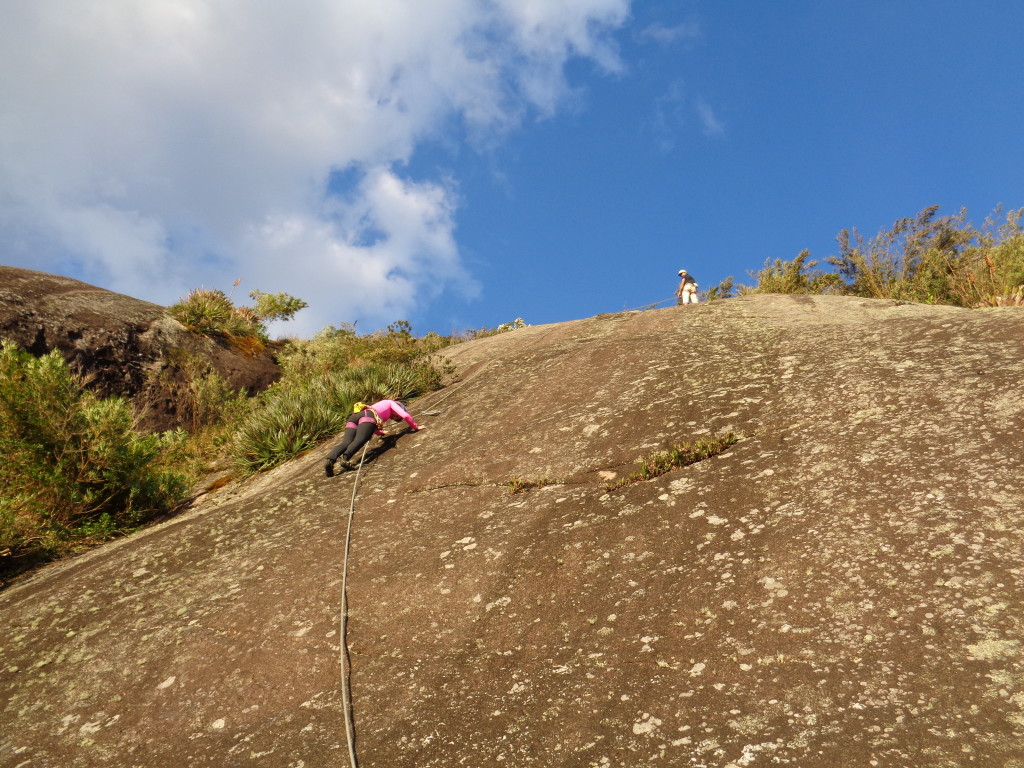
[0,265,280,431]
[1,294,1022,767]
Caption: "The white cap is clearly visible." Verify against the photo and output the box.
[678,269,687,276]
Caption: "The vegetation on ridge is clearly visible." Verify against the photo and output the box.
[710,205,1024,307]
[168,285,308,355]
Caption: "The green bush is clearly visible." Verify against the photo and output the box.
[744,205,1024,307]
[168,286,308,355]
[826,205,1024,306]
[230,356,444,475]
[277,320,454,381]
[0,341,187,574]
[229,382,347,474]
[169,288,247,336]
[746,250,843,295]
[248,290,309,324]
[704,276,737,301]
[828,205,978,304]
[153,349,253,433]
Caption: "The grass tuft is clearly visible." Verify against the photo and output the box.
[505,476,552,494]
[605,432,740,491]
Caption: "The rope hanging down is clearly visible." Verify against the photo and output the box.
[339,442,370,768]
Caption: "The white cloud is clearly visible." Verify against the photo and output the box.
[0,0,630,333]
[696,99,725,137]
[653,81,686,153]
[637,20,702,45]
[652,84,724,151]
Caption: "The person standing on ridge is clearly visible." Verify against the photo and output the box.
[676,269,699,304]
[325,399,421,476]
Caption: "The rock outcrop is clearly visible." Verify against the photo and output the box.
[0,266,280,431]
[1,294,1022,767]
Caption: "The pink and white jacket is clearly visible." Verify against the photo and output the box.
[359,399,420,434]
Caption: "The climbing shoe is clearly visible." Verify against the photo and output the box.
[324,459,335,478]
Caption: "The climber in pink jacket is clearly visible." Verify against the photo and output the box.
[325,399,420,476]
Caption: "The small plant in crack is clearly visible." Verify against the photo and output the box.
[605,432,740,491]
[506,476,553,494]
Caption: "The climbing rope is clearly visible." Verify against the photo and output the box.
[622,296,677,312]
[339,442,370,768]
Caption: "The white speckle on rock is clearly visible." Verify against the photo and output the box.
[486,596,512,612]
[79,720,104,734]
[632,714,661,736]
[211,718,226,730]
[157,676,176,690]
[689,662,706,676]
[967,639,1021,661]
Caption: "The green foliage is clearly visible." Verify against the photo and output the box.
[187,368,252,430]
[704,276,737,301]
[168,285,308,354]
[155,349,252,433]
[606,432,740,491]
[0,341,187,574]
[828,205,976,304]
[747,250,843,295]
[277,320,454,382]
[742,205,1024,308]
[229,380,347,474]
[231,322,450,474]
[505,476,552,494]
[459,317,529,340]
[168,288,252,337]
[248,290,309,323]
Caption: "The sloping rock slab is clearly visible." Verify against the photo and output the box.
[1,294,1023,767]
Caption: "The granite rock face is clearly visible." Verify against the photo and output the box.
[1,294,1022,767]
[0,266,280,431]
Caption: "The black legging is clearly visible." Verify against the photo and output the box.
[326,412,377,463]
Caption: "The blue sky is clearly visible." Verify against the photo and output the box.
[2,1,1021,337]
